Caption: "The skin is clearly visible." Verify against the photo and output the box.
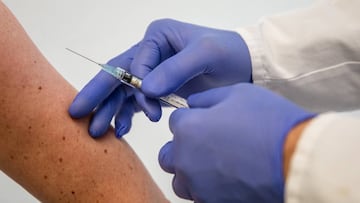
[283,119,313,180]
[0,2,168,202]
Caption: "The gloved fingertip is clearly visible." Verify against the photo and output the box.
[158,141,175,173]
[89,129,101,138]
[88,123,109,138]
[68,104,78,118]
[135,92,162,122]
[68,91,100,119]
[68,98,86,118]
[172,176,193,200]
[115,125,130,139]
[144,110,161,122]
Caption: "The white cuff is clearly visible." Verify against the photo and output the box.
[286,111,360,203]
[236,25,269,87]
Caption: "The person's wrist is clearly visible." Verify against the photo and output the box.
[283,118,313,180]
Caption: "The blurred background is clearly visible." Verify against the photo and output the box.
[1,0,312,202]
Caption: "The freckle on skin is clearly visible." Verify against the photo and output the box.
[104,149,108,154]
[71,191,75,195]
[59,157,63,163]
[28,125,32,130]
[38,86,42,90]
[62,136,66,141]
[44,175,48,180]
[23,156,28,160]
[33,60,37,64]
[10,155,14,160]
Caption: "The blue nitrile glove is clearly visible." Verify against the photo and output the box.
[131,18,252,122]
[68,45,146,138]
[158,84,315,203]
[69,18,251,138]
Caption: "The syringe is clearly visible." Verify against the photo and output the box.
[66,48,188,108]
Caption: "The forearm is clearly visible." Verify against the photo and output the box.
[0,2,167,202]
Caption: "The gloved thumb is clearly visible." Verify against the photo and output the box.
[187,86,232,108]
[158,141,175,173]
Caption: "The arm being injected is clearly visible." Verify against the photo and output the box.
[66,48,188,109]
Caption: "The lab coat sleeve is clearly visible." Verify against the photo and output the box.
[285,110,360,203]
[237,0,360,112]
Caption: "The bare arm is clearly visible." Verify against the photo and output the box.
[0,2,167,202]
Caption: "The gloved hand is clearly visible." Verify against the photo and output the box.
[132,18,252,122]
[159,84,315,203]
[68,18,252,138]
[68,45,143,137]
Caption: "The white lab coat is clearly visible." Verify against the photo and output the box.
[237,0,360,113]
[286,111,360,203]
[237,0,360,202]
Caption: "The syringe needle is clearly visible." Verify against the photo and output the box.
[65,48,101,66]
[66,48,188,108]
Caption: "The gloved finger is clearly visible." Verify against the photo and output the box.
[141,42,216,98]
[134,91,162,122]
[114,97,138,139]
[128,21,183,121]
[88,87,127,137]
[130,19,179,80]
[69,71,121,118]
[158,141,175,173]
[128,40,165,122]
[172,174,192,200]
[168,108,187,134]
[186,86,232,108]
[132,44,211,120]
[69,45,137,118]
